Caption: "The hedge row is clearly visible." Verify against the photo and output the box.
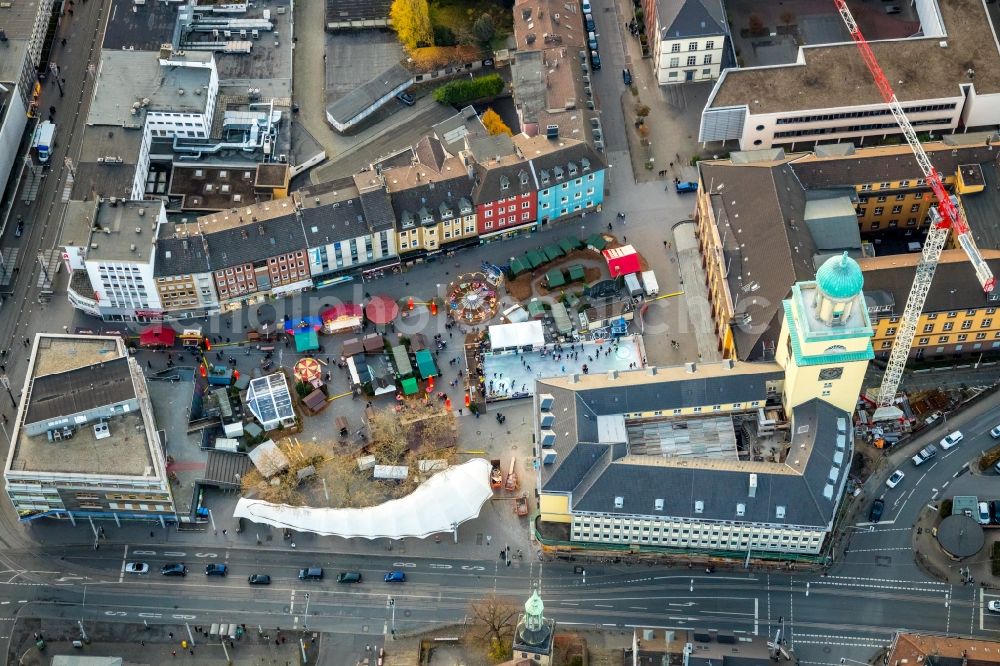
[432,73,504,105]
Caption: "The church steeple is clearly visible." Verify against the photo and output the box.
[513,582,556,664]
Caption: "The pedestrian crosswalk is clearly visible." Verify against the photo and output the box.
[61,171,74,202]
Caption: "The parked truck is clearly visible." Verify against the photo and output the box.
[641,270,659,297]
[32,121,55,163]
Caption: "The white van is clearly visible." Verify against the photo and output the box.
[641,270,659,296]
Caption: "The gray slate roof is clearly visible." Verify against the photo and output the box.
[389,175,474,229]
[359,187,396,233]
[26,357,135,426]
[538,368,850,529]
[656,0,727,40]
[528,141,607,185]
[326,63,413,125]
[861,257,1000,315]
[699,161,816,361]
[473,160,536,206]
[207,213,305,267]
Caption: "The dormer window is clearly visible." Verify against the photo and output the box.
[567,162,578,176]
[581,157,591,171]
[540,169,550,185]
[553,166,564,180]
[519,170,529,186]
[500,176,510,190]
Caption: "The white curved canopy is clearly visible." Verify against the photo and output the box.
[233,458,493,539]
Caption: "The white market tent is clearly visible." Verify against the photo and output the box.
[488,320,545,351]
[233,458,493,539]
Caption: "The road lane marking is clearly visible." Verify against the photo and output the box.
[629,606,647,610]
[594,604,613,608]
[754,597,758,636]
[824,576,946,585]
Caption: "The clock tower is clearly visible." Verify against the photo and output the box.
[775,252,874,415]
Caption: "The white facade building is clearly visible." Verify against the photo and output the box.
[65,200,167,322]
[646,0,727,85]
[4,335,175,523]
[699,0,1000,149]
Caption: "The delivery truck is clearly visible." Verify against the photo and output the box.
[32,121,55,163]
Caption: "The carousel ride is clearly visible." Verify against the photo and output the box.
[446,272,501,324]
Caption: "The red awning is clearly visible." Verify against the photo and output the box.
[603,244,641,277]
[321,303,363,322]
[139,325,175,348]
[365,295,400,325]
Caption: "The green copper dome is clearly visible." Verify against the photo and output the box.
[816,251,864,299]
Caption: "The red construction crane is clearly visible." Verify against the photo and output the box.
[834,0,995,418]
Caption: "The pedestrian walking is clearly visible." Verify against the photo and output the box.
[222,529,227,536]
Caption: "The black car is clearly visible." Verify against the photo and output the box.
[248,574,271,585]
[205,563,228,577]
[396,91,415,106]
[161,563,187,577]
[584,13,595,31]
[622,68,633,85]
[990,500,1000,524]
[868,499,885,523]
[590,50,601,70]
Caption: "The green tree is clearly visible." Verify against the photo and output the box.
[481,107,512,136]
[390,0,434,50]
[473,13,496,44]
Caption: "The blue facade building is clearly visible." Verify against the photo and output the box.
[515,135,606,226]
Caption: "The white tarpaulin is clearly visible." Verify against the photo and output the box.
[233,458,493,539]
[488,320,544,350]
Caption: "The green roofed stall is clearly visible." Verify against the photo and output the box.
[391,345,413,376]
[545,268,566,288]
[527,300,546,318]
[294,329,319,353]
[566,264,586,282]
[543,244,564,261]
[415,349,438,379]
[400,376,419,395]
[558,237,580,254]
[509,256,529,275]
[586,233,607,250]
[525,249,546,268]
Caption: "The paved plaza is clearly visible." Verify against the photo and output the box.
[480,335,646,401]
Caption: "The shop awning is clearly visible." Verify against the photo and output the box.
[543,244,564,261]
[544,268,566,288]
[415,349,438,379]
[139,325,175,348]
[294,329,320,352]
[400,376,419,395]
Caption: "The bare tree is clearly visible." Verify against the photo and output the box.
[467,593,519,662]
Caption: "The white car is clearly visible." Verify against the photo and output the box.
[980,502,992,525]
[124,562,149,574]
[886,470,905,489]
[940,431,964,450]
[989,600,1000,613]
[990,425,1000,439]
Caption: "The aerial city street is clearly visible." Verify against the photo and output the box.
[2,0,1000,663]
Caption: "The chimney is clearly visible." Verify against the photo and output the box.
[685,362,697,373]
[749,473,758,498]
